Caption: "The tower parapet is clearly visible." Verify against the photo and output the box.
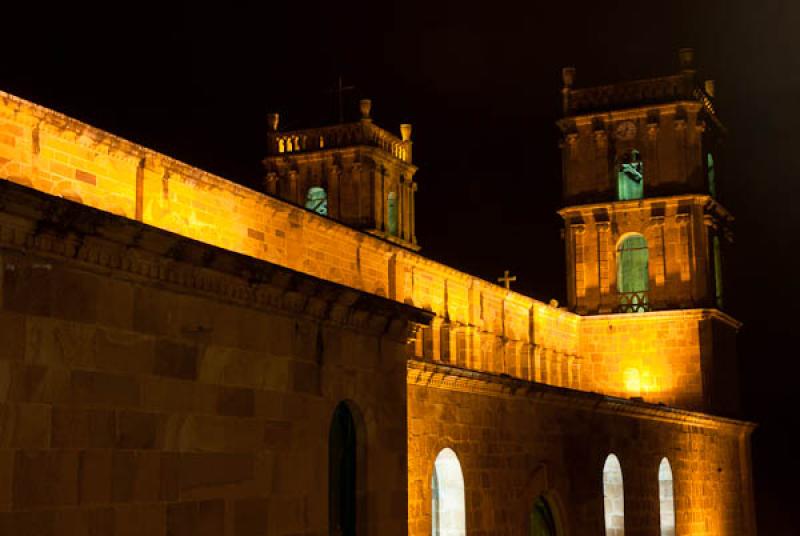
[263,99,418,249]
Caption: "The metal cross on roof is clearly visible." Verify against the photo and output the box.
[498,270,517,290]
[325,75,356,123]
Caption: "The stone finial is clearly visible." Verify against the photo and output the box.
[704,79,716,98]
[400,123,412,141]
[359,99,372,120]
[679,48,695,71]
[267,113,280,132]
[562,67,576,88]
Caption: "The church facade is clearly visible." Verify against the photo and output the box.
[0,49,755,535]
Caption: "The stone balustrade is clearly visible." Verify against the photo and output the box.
[266,121,411,163]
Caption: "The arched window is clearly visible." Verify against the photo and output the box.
[617,234,649,313]
[530,495,557,536]
[387,191,398,236]
[306,186,328,216]
[603,454,624,536]
[617,150,644,201]
[659,458,676,536]
[432,448,466,536]
[329,403,357,536]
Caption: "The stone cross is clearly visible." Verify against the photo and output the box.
[326,75,356,123]
[498,270,517,290]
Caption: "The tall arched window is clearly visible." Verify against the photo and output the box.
[658,458,676,536]
[432,448,466,536]
[530,495,557,536]
[617,149,644,200]
[617,234,649,313]
[603,454,624,536]
[329,402,357,536]
[387,191,398,236]
[306,186,328,216]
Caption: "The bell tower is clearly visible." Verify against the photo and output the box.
[557,49,731,315]
[263,98,419,250]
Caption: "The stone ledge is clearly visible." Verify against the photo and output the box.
[407,359,756,433]
[0,180,433,341]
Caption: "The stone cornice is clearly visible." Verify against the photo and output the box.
[262,144,419,175]
[559,194,733,222]
[582,308,742,330]
[408,359,756,433]
[558,100,703,128]
[0,181,433,341]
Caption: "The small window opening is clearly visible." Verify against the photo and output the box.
[617,234,649,313]
[617,150,644,201]
[658,458,676,536]
[305,186,328,216]
[387,191,398,236]
[603,454,625,536]
[432,448,466,536]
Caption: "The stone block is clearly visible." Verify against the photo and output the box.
[0,311,26,361]
[94,278,135,331]
[0,510,55,536]
[115,410,158,449]
[179,452,255,495]
[153,340,198,380]
[290,360,320,395]
[51,407,116,449]
[0,403,51,448]
[78,449,112,504]
[0,449,12,510]
[54,507,115,536]
[13,450,79,508]
[111,450,160,503]
[159,452,180,502]
[1,256,54,316]
[141,377,195,414]
[262,420,293,450]
[25,317,96,369]
[114,503,166,536]
[234,497,269,536]
[216,387,255,418]
[166,499,224,536]
[197,346,263,387]
[5,364,71,404]
[49,269,100,324]
[94,329,154,375]
[71,370,140,408]
[176,414,264,453]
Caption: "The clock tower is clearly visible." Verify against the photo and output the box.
[557,48,731,315]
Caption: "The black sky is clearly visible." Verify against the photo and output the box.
[3,1,799,532]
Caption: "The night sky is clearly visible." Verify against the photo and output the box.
[3,1,799,532]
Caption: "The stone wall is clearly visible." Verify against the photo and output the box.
[0,185,425,535]
[407,361,756,536]
[0,90,583,394]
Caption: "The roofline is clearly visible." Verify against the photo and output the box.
[408,359,756,432]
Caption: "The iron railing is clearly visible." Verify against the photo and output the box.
[617,291,650,313]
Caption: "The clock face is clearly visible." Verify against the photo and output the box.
[615,120,637,141]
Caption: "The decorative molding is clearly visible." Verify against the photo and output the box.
[0,181,432,342]
[407,360,754,433]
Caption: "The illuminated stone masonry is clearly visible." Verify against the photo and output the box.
[0,89,726,411]
[0,181,427,535]
[0,47,757,534]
